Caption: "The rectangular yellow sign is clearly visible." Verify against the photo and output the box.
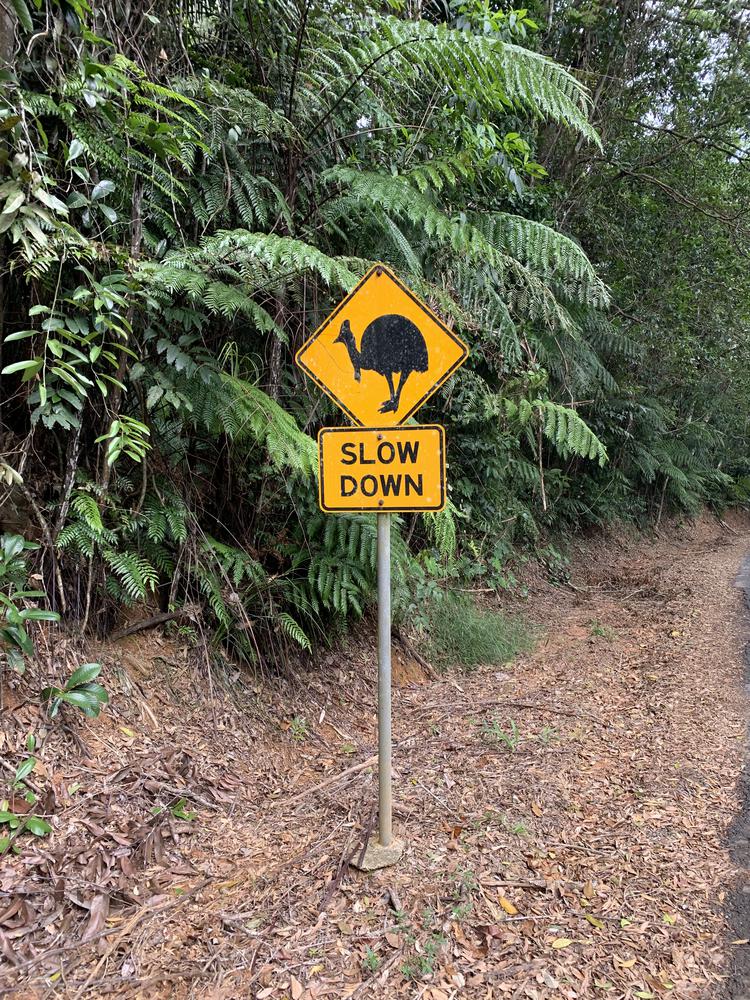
[318,425,445,513]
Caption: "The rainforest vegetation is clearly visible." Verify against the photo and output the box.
[0,0,748,669]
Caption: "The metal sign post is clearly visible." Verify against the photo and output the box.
[352,510,401,870]
[377,511,392,848]
[295,262,469,871]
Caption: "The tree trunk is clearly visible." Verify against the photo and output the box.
[0,4,16,407]
[266,298,286,401]
[0,1,16,73]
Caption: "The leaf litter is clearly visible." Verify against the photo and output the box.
[0,513,749,998]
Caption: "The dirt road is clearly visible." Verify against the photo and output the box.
[3,515,750,998]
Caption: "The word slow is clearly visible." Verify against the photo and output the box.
[340,440,420,465]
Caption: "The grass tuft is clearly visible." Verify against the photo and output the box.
[423,591,533,670]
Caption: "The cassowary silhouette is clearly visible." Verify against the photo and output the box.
[334,314,429,414]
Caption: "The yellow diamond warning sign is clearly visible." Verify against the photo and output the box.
[318,425,445,513]
[296,265,468,427]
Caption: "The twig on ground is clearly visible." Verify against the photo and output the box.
[108,607,198,642]
[353,800,377,871]
[413,776,461,819]
[282,754,378,808]
[153,782,219,811]
[394,628,437,678]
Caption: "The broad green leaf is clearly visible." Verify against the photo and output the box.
[19,609,60,621]
[33,187,69,215]
[2,358,43,376]
[3,534,25,559]
[3,190,25,214]
[14,757,35,782]
[66,662,102,689]
[24,816,52,836]
[67,138,84,162]
[11,0,33,32]
[74,682,108,703]
[3,329,36,342]
[60,690,104,716]
[91,179,116,200]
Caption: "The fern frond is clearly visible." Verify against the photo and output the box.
[534,399,608,466]
[278,612,312,651]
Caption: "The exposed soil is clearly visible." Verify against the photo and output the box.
[2,513,750,999]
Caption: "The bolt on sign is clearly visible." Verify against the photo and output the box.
[319,426,445,513]
[295,264,468,428]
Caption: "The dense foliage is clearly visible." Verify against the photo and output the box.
[0,0,747,665]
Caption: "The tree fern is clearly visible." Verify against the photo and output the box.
[104,550,159,602]
[325,167,580,330]
[502,397,607,466]
[212,372,317,477]
[423,501,458,560]
[481,214,610,309]
[305,15,600,146]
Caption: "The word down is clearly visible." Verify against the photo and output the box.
[318,425,445,512]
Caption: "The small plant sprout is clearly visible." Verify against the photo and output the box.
[42,662,108,718]
[170,798,197,821]
[510,819,530,837]
[457,868,477,896]
[151,798,197,821]
[480,717,521,751]
[538,725,559,746]
[12,756,37,804]
[1,755,52,854]
[401,930,446,981]
[289,716,308,740]
[362,947,380,973]
[0,534,60,674]
[0,807,52,854]
[589,619,615,640]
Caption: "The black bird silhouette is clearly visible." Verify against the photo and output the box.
[334,314,429,414]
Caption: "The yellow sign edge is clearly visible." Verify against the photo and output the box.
[317,424,446,514]
[295,263,469,427]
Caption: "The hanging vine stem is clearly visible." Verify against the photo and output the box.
[53,419,82,541]
[17,480,67,614]
[537,418,548,513]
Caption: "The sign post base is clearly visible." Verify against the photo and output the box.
[350,837,405,872]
